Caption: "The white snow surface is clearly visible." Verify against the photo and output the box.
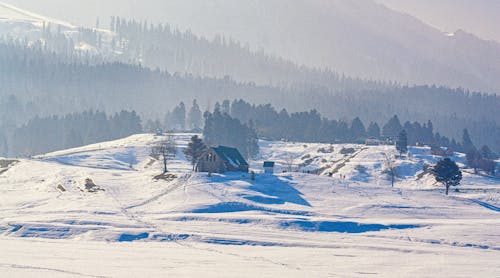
[0,134,499,277]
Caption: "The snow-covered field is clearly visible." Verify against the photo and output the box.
[0,134,499,277]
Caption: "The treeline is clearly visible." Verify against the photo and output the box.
[205,100,496,156]
[1,41,499,153]
[3,110,141,157]
[203,110,259,159]
[110,17,388,90]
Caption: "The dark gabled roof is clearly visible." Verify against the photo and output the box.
[213,146,248,167]
[263,161,275,167]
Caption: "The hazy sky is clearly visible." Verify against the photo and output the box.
[3,0,499,43]
[376,0,500,43]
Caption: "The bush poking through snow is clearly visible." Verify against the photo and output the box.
[340,147,356,155]
[0,159,19,175]
[84,178,104,193]
[56,184,66,192]
[318,146,334,154]
[0,159,19,168]
[153,173,177,182]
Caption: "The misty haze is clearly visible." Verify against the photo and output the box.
[0,1,499,277]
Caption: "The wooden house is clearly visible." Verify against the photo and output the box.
[196,146,249,173]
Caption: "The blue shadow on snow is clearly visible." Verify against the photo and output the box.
[280,220,420,233]
[118,232,149,242]
[242,175,311,207]
[191,202,313,216]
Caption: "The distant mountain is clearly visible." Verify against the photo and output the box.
[2,0,500,94]
[3,0,499,94]
[376,0,500,43]
[0,1,388,91]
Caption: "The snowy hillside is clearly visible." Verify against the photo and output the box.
[0,1,113,55]
[0,134,499,276]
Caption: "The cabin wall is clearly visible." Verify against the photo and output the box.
[196,150,226,173]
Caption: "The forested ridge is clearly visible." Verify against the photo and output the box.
[0,40,499,156]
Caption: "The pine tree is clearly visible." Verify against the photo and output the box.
[367,122,381,139]
[432,158,462,195]
[382,115,402,139]
[396,129,408,157]
[350,117,366,141]
[184,135,207,170]
[462,129,474,152]
[171,102,186,130]
[480,145,494,160]
[466,147,481,173]
[188,100,203,130]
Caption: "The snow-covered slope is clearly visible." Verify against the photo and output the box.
[0,1,73,28]
[0,134,498,276]
[0,1,113,55]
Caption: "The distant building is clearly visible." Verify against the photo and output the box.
[196,146,249,173]
[263,161,275,174]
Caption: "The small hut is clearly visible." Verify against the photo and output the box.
[263,161,275,174]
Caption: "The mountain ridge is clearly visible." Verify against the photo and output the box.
[1,0,499,94]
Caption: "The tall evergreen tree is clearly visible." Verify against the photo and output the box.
[382,115,402,139]
[367,122,381,139]
[462,129,474,152]
[203,111,259,159]
[396,129,408,156]
[171,102,186,130]
[350,117,366,141]
[184,135,207,170]
[188,99,203,130]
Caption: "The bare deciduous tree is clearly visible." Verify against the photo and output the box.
[151,135,177,173]
[383,153,398,187]
[284,153,296,173]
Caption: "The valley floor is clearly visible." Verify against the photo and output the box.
[0,134,499,277]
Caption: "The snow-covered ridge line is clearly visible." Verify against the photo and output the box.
[0,1,75,28]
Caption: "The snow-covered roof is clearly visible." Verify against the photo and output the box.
[213,146,248,167]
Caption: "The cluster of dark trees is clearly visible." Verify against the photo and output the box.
[143,100,204,133]
[466,145,497,175]
[3,110,141,157]
[203,110,259,159]
[1,40,500,156]
[217,99,495,155]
